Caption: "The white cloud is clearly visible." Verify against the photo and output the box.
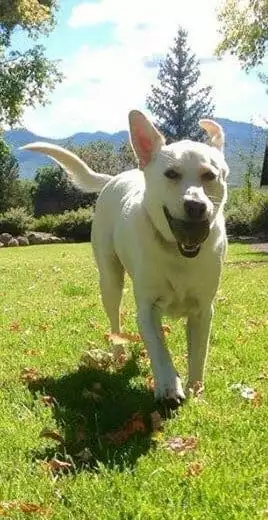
[22,0,268,137]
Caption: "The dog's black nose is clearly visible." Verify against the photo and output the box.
[184,199,206,220]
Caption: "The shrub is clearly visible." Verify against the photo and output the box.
[52,207,93,241]
[0,207,33,235]
[31,213,58,233]
[225,188,268,236]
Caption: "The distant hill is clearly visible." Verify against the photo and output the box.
[4,119,267,186]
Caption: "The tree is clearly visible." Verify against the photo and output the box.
[0,0,62,126]
[0,134,20,212]
[146,28,214,142]
[215,0,268,73]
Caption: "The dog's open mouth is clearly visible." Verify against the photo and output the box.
[163,206,210,258]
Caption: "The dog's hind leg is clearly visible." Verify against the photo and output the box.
[99,257,124,334]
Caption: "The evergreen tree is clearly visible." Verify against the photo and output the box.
[146,28,214,142]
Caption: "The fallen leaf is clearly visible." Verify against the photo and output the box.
[167,436,198,455]
[40,395,58,407]
[188,381,204,398]
[39,428,65,444]
[252,391,262,408]
[162,324,171,335]
[76,448,93,462]
[146,375,155,391]
[150,410,162,432]
[9,321,20,332]
[45,458,73,473]
[105,332,141,344]
[79,349,113,370]
[23,349,38,356]
[105,413,146,445]
[20,367,40,383]
[185,461,204,477]
[0,501,50,516]
[263,509,268,517]
[39,324,48,331]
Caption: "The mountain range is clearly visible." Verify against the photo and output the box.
[4,118,267,186]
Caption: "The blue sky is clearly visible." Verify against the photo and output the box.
[15,0,268,137]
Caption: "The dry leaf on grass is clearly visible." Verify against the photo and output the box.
[0,501,50,516]
[162,324,171,335]
[20,367,40,383]
[40,395,58,407]
[105,413,146,445]
[263,509,268,517]
[39,428,65,444]
[79,349,113,370]
[257,372,268,381]
[188,381,204,398]
[105,332,141,344]
[230,383,262,405]
[185,461,204,477]
[9,321,21,332]
[43,458,73,473]
[146,375,155,391]
[167,436,198,455]
[39,324,48,331]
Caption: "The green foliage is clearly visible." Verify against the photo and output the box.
[30,213,58,233]
[0,207,33,235]
[52,207,93,241]
[146,27,214,142]
[10,178,35,213]
[0,0,62,126]
[225,188,268,235]
[0,134,20,212]
[216,0,268,72]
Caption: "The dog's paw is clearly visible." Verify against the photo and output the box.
[154,373,185,409]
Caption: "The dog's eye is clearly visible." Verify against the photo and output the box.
[164,169,181,180]
[202,171,216,181]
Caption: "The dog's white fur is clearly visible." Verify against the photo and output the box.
[22,110,229,406]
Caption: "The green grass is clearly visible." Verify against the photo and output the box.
[0,243,267,519]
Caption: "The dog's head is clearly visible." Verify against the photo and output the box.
[129,110,229,258]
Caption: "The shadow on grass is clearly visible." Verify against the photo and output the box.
[28,357,165,472]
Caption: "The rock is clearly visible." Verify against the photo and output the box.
[0,232,13,246]
[26,232,44,245]
[0,241,4,248]
[17,236,29,246]
[8,237,19,247]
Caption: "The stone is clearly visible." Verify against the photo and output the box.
[17,236,30,246]
[8,237,19,247]
[0,232,13,246]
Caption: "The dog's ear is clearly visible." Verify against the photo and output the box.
[199,119,225,152]
[128,110,165,169]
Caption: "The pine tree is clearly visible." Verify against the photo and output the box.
[146,28,214,142]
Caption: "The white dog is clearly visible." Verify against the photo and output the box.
[23,110,229,408]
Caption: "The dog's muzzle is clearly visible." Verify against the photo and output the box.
[163,206,210,258]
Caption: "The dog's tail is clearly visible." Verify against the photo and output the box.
[21,142,112,193]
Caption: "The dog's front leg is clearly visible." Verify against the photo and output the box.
[137,303,185,407]
[186,304,213,394]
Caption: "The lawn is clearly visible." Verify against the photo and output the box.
[0,243,267,519]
